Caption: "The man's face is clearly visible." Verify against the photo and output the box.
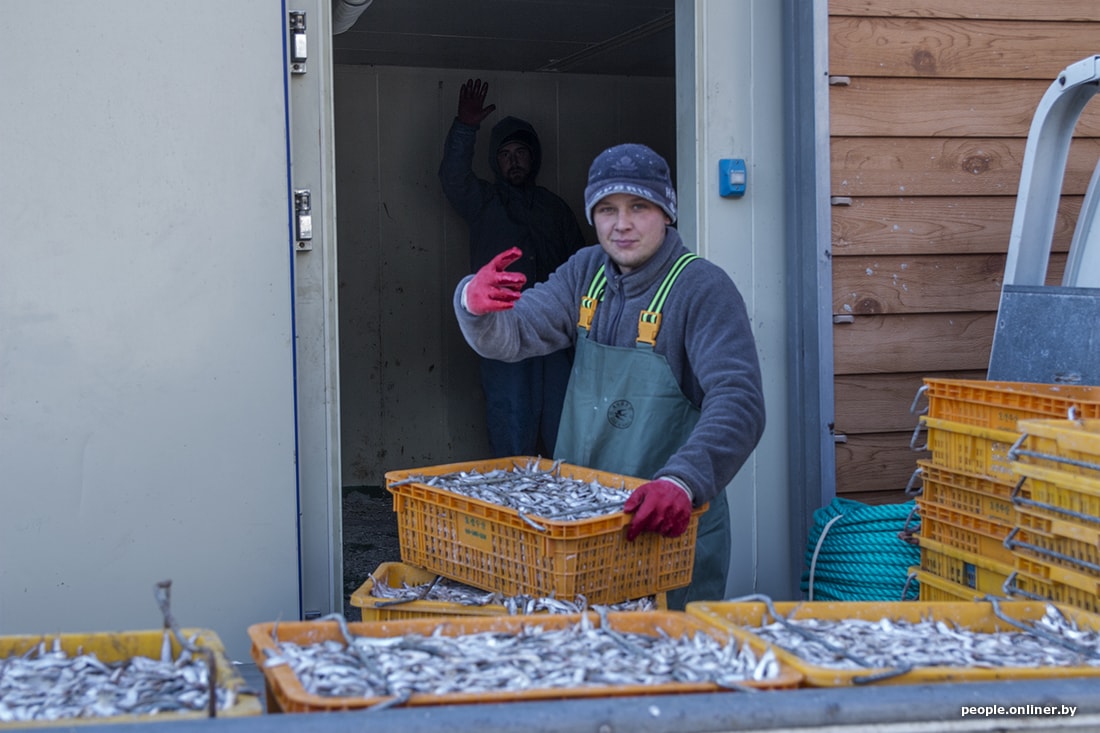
[593,193,671,273]
[497,142,533,186]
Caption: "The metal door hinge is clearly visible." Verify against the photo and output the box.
[295,189,313,251]
[289,11,307,74]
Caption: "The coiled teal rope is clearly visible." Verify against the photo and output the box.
[800,497,921,601]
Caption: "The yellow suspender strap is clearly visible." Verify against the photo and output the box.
[637,253,700,346]
[577,265,607,331]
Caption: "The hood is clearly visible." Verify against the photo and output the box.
[488,116,542,183]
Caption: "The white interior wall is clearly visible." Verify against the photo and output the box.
[333,66,675,486]
[679,0,793,599]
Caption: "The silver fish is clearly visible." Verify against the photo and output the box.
[0,632,238,723]
[369,574,658,613]
[265,613,778,702]
[395,459,630,522]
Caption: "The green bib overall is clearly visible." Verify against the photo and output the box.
[553,254,730,609]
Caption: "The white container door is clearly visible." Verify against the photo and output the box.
[0,1,300,660]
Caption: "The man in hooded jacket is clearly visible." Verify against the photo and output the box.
[439,78,586,458]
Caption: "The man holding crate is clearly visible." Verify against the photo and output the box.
[452,143,766,608]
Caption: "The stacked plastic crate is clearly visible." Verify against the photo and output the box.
[907,379,1100,602]
[1003,418,1100,614]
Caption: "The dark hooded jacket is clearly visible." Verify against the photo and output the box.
[439,116,586,286]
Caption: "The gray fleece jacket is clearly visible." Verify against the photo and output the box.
[453,227,765,506]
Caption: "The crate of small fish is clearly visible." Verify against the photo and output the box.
[685,598,1100,687]
[0,628,261,727]
[248,610,802,713]
[350,561,665,621]
[385,457,706,605]
[913,378,1100,432]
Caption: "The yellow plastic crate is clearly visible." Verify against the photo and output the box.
[1013,504,1100,564]
[912,567,986,602]
[917,534,1013,595]
[1005,570,1100,615]
[1011,459,1100,527]
[916,378,1100,431]
[921,417,1020,483]
[685,598,1100,687]
[1014,419,1100,477]
[915,460,1019,524]
[349,561,666,621]
[0,628,261,727]
[248,612,802,713]
[1008,511,1100,578]
[913,569,974,602]
[386,457,705,605]
[915,499,1015,565]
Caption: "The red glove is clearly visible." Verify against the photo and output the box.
[457,78,496,126]
[466,247,527,315]
[623,479,693,541]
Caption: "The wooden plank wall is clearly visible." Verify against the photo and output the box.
[827,1,1100,504]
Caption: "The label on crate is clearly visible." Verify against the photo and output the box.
[460,514,494,553]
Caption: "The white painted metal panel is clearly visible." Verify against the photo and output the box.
[0,1,299,660]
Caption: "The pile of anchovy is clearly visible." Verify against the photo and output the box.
[369,574,658,613]
[0,633,238,723]
[393,459,630,522]
[263,611,780,705]
[751,604,1100,670]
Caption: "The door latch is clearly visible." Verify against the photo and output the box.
[294,189,313,251]
[289,11,307,74]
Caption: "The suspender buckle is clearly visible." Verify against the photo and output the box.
[637,310,661,346]
[578,296,598,330]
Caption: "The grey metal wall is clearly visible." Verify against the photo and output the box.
[333,66,675,487]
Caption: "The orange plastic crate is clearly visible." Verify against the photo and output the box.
[916,378,1100,431]
[349,561,666,621]
[917,534,1013,595]
[921,417,1020,483]
[914,460,1019,524]
[248,612,802,713]
[916,499,1015,565]
[386,457,704,605]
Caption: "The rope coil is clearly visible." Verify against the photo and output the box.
[801,497,921,601]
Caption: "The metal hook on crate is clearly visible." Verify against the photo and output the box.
[904,466,924,497]
[909,384,930,417]
[909,418,929,453]
[154,580,218,718]
[898,503,921,546]
[1007,432,1029,462]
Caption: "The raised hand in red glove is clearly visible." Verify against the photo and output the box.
[623,479,693,541]
[465,247,527,315]
[457,78,496,127]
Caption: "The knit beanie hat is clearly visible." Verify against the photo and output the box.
[583,143,677,224]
